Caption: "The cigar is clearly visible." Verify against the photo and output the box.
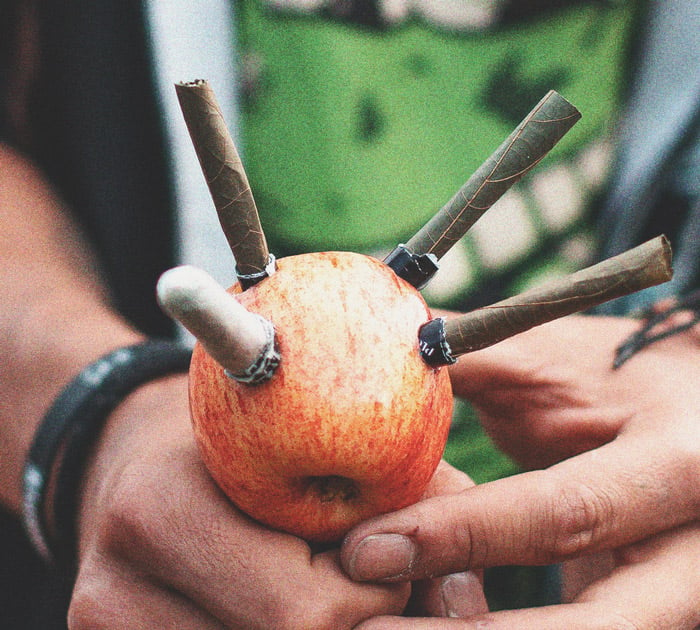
[385,91,581,288]
[175,80,274,288]
[419,235,673,366]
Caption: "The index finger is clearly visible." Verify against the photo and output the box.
[340,433,698,582]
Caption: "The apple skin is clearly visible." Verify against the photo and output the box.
[188,251,453,543]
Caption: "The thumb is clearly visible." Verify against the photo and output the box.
[340,434,694,583]
[340,460,475,584]
[358,462,489,616]
[417,463,489,618]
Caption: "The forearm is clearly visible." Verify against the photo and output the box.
[0,144,143,513]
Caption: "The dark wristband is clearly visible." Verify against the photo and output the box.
[22,340,192,570]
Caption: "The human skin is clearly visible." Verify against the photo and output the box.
[342,314,700,629]
[70,374,411,629]
[0,145,408,628]
[0,144,487,627]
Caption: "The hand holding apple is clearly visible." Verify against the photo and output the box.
[341,314,700,629]
[157,81,671,545]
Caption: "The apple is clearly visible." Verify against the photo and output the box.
[167,83,671,546]
[185,251,453,543]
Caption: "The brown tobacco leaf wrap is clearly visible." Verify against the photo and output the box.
[175,80,270,277]
[406,90,581,260]
[443,235,673,356]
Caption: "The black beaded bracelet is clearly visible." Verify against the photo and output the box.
[22,340,192,571]
[613,289,700,368]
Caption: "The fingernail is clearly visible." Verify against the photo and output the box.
[440,572,488,618]
[347,534,417,581]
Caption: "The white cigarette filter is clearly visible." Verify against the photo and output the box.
[156,265,279,383]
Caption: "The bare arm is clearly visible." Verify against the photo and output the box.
[0,143,141,513]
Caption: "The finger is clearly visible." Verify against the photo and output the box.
[353,605,634,630]
[408,464,487,617]
[422,460,476,498]
[70,558,225,629]
[560,551,614,602]
[407,572,488,619]
[447,315,635,399]
[356,523,700,630]
[574,522,700,629]
[104,449,409,628]
[341,434,698,581]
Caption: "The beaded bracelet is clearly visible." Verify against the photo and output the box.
[22,340,192,571]
[614,289,700,368]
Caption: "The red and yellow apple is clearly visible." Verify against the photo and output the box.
[187,251,453,543]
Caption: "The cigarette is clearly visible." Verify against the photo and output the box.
[390,91,580,288]
[175,79,273,287]
[157,266,279,383]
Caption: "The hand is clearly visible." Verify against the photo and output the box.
[402,461,488,620]
[69,375,410,629]
[340,315,700,628]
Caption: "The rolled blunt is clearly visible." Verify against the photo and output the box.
[157,266,279,384]
[175,80,273,287]
[388,91,581,288]
[419,235,673,366]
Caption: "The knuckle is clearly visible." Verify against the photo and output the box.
[449,517,480,569]
[547,479,615,559]
[671,433,700,519]
[99,469,163,556]
[68,579,114,630]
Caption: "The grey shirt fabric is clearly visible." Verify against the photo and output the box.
[598,2,700,313]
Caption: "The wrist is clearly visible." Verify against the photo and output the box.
[0,297,143,514]
[22,341,192,570]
